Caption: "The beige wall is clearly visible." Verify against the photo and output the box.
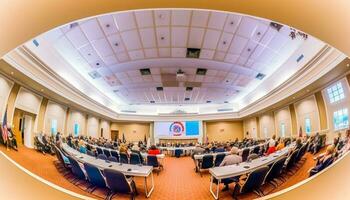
[44,101,67,135]
[243,117,258,139]
[0,74,14,119]
[274,106,292,137]
[111,122,150,142]
[15,87,42,115]
[294,95,320,135]
[206,121,243,142]
[86,116,99,138]
[66,110,86,136]
[100,120,111,139]
[259,112,275,139]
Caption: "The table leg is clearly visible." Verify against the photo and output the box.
[144,172,155,198]
[209,175,220,200]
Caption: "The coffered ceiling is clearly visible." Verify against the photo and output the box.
[23,9,323,111]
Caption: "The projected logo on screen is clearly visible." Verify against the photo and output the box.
[169,122,185,136]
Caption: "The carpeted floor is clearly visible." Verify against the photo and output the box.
[0,145,318,200]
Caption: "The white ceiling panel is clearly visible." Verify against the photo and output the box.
[120,30,142,50]
[139,28,157,48]
[156,27,170,47]
[101,55,118,65]
[171,27,188,47]
[128,50,144,60]
[116,52,130,62]
[78,44,100,63]
[188,28,205,48]
[154,10,170,26]
[236,17,259,38]
[208,12,227,30]
[224,54,239,64]
[65,27,89,48]
[134,10,154,28]
[202,29,221,49]
[107,34,126,53]
[158,48,170,57]
[80,19,105,41]
[171,48,186,57]
[214,51,226,61]
[114,12,136,31]
[171,10,191,26]
[97,15,119,36]
[91,38,114,57]
[224,14,242,33]
[191,10,209,27]
[217,32,234,52]
[200,49,215,59]
[229,35,249,54]
[144,48,158,58]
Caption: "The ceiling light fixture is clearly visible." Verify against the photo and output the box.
[106,24,110,28]
[115,43,119,46]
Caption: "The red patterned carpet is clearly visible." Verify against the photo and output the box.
[0,145,318,200]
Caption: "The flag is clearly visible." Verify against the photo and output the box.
[144,134,147,144]
[2,107,8,143]
[298,126,303,138]
[122,133,126,143]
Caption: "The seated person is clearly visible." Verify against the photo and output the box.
[219,147,243,191]
[119,144,129,156]
[148,145,161,155]
[309,145,335,176]
[7,128,18,151]
[294,138,303,150]
[265,135,276,155]
[215,145,225,153]
[276,138,285,151]
[192,144,205,157]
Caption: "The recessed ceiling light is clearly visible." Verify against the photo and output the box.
[257,32,261,36]
[150,100,155,103]
[87,53,91,56]
[224,101,228,103]
[115,43,119,46]
[223,41,227,45]
[160,36,165,40]
[106,24,110,28]
[113,89,119,93]
[206,100,211,103]
[230,21,234,25]
[96,62,100,66]
[184,97,190,101]
[247,48,251,52]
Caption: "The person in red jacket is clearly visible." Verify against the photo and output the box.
[148,145,161,155]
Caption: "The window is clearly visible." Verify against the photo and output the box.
[74,123,80,136]
[333,108,349,130]
[305,118,311,135]
[327,82,345,103]
[263,127,268,138]
[280,123,286,137]
[51,119,57,135]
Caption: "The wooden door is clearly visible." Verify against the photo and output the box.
[111,130,119,141]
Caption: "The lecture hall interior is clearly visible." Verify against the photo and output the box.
[1,1,350,200]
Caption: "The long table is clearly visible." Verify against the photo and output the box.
[208,145,293,199]
[159,146,196,156]
[62,143,155,198]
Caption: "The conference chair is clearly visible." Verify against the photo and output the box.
[83,162,107,193]
[96,147,103,155]
[103,149,111,157]
[120,153,129,164]
[103,168,138,200]
[130,153,142,165]
[97,154,108,160]
[295,144,308,167]
[110,150,120,162]
[87,150,95,157]
[53,145,71,175]
[174,149,183,158]
[214,153,226,167]
[241,148,250,162]
[108,156,118,162]
[66,155,87,185]
[309,156,334,177]
[147,155,162,175]
[233,166,269,199]
[284,150,298,175]
[199,155,214,177]
[252,146,260,155]
[247,153,259,161]
[263,156,287,189]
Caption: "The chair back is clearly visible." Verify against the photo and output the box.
[103,149,111,157]
[79,146,87,154]
[253,146,260,155]
[53,145,66,165]
[285,150,298,170]
[201,155,214,169]
[67,155,86,180]
[83,162,106,188]
[96,147,103,155]
[241,148,250,162]
[296,144,307,162]
[120,153,129,164]
[240,166,269,194]
[214,153,226,166]
[104,168,132,194]
[174,149,182,158]
[108,156,118,162]
[130,153,141,165]
[111,150,119,162]
[247,153,259,161]
[147,155,159,167]
[97,154,108,160]
[264,156,287,183]
[87,150,95,157]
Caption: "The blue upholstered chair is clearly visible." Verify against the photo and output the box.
[108,156,118,162]
[83,162,106,193]
[233,166,269,199]
[103,149,111,157]
[130,153,141,165]
[110,150,119,162]
[66,155,87,185]
[97,154,108,160]
[214,153,226,167]
[241,148,250,162]
[199,155,214,177]
[103,168,138,200]
[96,147,103,155]
[119,152,129,164]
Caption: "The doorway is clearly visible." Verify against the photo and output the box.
[13,109,36,148]
[111,130,119,141]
